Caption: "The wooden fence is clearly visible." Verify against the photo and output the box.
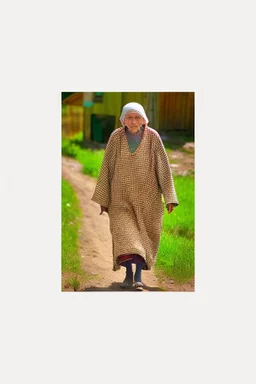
[62,105,83,138]
[159,92,194,133]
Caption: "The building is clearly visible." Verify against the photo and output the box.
[62,92,194,142]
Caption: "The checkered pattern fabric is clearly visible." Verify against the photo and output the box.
[91,126,178,271]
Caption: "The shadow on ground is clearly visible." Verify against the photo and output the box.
[81,282,164,292]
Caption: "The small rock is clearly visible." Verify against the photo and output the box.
[182,142,194,152]
[178,170,188,176]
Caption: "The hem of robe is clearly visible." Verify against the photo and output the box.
[117,254,147,269]
[112,248,153,271]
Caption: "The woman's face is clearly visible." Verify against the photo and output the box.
[124,112,145,131]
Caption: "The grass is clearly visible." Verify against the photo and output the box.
[62,178,90,291]
[62,132,195,284]
[62,134,104,178]
[156,234,194,282]
[162,176,194,239]
[155,176,194,283]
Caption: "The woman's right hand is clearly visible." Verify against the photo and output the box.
[100,206,108,215]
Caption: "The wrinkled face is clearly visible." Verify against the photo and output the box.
[124,112,145,130]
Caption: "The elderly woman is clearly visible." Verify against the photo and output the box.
[91,102,178,291]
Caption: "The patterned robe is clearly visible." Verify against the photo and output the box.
[91,126,178,271]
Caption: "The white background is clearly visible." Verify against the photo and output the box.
[1,1,255,383]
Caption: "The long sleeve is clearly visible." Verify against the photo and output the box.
[154,134,179,206]
[91,132,116,208]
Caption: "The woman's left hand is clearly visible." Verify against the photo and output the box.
[166,203,174,214]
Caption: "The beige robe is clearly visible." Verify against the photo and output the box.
[91,126,178,271]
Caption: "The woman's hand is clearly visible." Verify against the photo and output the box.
[100,206,108,215]
[166,203,174,214]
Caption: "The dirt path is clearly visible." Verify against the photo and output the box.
[62,156,194,292]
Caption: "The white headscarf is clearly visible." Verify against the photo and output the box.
[120,102,149,126]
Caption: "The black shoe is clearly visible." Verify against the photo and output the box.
[120,273,133,288]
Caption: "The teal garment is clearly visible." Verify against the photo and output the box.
[125,125,145,153]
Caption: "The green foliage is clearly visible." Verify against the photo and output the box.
[77,149,105,178]
[163,176,194,238]
[62,135,104,178]
[155,176,194,283]
[68,277,81,291]
[62,179,83,273]
[156,233,194,283]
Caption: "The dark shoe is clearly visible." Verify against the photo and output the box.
[120,273,133,288]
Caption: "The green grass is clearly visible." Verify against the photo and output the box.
[62,134,104,178]
[77,150,105,178]
[62,133,195,284]
[156,233,194,282]
[155,176,194,283]
[62,178,89,290]
[162,176,194,239]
